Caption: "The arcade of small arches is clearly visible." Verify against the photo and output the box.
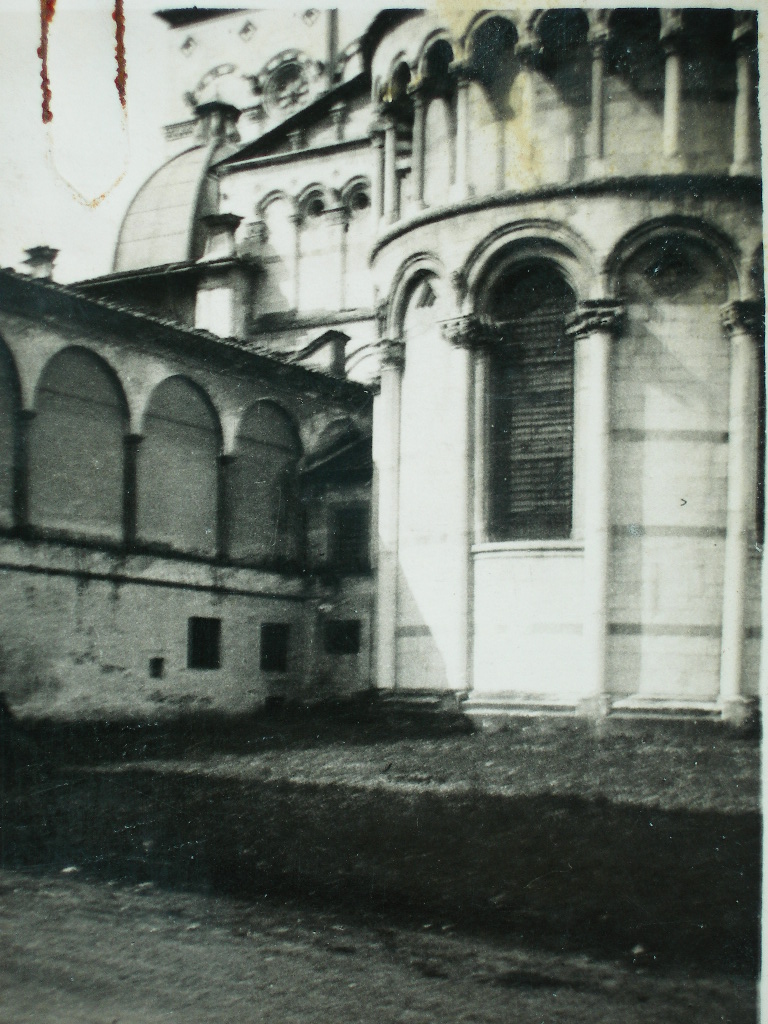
[251,178,371,239]
[368,8,759,227]
[0,341,337,569]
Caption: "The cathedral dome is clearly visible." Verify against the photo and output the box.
[113,145,217,273]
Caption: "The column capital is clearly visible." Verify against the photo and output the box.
[440,314,496,351]
[720,300,765,339]
[515,28,543,65]
[659,9,685,52]
[587,10,612,52]
[732,11,757,51]
[566,300,625,340]
[378,338,405,371]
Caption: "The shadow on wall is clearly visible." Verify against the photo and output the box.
[0,636,61,708]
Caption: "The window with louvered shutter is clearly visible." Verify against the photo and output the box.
[486,261,576,541]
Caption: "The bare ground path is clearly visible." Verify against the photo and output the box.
[0,707,759,1022]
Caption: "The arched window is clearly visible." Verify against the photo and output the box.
[228,401,301,565]
[29,348,127,539]
[0,339,20,529]
[485,260,576,541]
[137,376,220,556]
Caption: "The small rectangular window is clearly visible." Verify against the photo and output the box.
[188,617,221,670]
[323,619,361,655]
[330,504,370,573]
[149,656,165,679]
[260,623,290,672]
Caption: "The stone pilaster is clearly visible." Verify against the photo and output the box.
[374,336,405,691]
[409,86,426,210]
[719,300,764,720]
[586,12,611,172]
[370,128,385,230]
[567,300,624,715]
[730,13,759,176]
[13,409,35,535]
[123,434,142,550]
[660,10,685,172]
[216,453,235,562]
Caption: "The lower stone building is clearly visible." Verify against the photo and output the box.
[0,262,373,719]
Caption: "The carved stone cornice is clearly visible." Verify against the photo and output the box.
[440,314,496,351]
[378,338,405,372]
[566,300,625,340]
[720,300,765,340]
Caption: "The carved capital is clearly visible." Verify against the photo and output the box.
[375,298,390,340]
[733,12,757,52]
[660,9,685,52]
[566,300,625,340]
[378,338,405,371]
[440,315,496,351]
[720,300,765,340]
[587,10,611,52]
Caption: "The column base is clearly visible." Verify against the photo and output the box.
[718,696,758,728]
[578,693,611,720]
[662,155,686,174]
[585,158,610,178]
[730,160,760,177]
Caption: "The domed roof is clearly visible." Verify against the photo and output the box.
[113,145,216,273]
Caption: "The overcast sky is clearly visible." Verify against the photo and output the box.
[0,2,179,282]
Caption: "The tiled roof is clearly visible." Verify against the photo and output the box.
[0,268,371,399]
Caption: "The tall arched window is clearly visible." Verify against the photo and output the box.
[485,260,576,541]
[228,401,301,565]
[137,376,220,556]
[29,348,127,539]
[0,339,20,529]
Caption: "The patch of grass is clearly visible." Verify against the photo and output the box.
[1,706,759,981]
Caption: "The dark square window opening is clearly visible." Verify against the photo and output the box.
[323,619,361,655]
[261,623,290,673]
[149,656,165,679]
[188,617,221,670]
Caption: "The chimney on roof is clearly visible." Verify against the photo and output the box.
[23,246,58,280]
[195,212,256,340]
[199,212,242,262]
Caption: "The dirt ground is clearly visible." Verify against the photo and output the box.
[0,706,760,1023]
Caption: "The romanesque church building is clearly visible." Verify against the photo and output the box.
[0,7,763,724]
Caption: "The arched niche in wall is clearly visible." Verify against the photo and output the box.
[341,178,372,309]
[137,376,221,556]
[533,9,590,178]
[297,186,332,312]
[679,10,736,170]
[610,226,740,698]
[0,338,21,529]
[228,400,301,566]
[29,347,127,539]
[617,232,731,306]
[258,192,295,313]
[603,10,664,172]
[482,258,577,541]
[420,40,455,208]
[465,16,518,195]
